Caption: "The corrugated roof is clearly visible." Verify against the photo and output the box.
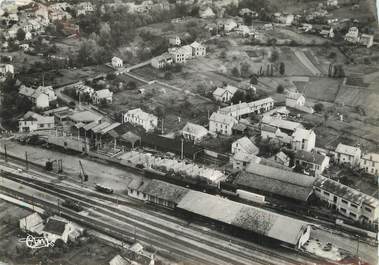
[314,177,379,208]
[177,191,309,245]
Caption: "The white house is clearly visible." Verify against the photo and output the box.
[335,143,361,167]
[92,89,113,104]
[19,212,44,234]
[360,153,379,176]
[326,0,338,6]
[75,1,95,15]
[274,151,291,167]
[151,52,173,69]
[36,86,57,102]
[212,85,238,103]
[168,46,191,63]
[181,122,208,143]
[294,150,329,176]
[190,41,206,57]
[286,92,305,107]
[359,34,374,48]
[169,36,181,46]
[19,85,50,109]
[277,14,294,25]
[0,63,14,76]
[218,97,275,119]
[223,19,238,32]
[231,152,256,170]
[123,108,158,131]
[261,116,304,144]
[209,112,237,136]
[111,56,123,68]
[291,128,316,152]
[231,136,259,156]
[345,27,359,43]
[18,111,55,133]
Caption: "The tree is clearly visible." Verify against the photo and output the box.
[127,81,137,90]
[16,28,26,41]
[279,62,285,75]
[269,50,279,62]
[231,90,245,104]
[276,84,284,93]
[231,66,240,77]
[243,15,253,26]
[240,63,251,78]
[250,75,258,85]
[314,103,324,113]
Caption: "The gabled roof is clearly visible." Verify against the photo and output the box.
[361,153,379,162]
[126,108,157,121]
[247,97,274,108]
[69,111,102,123]
[43,218,67,236]
[140,179,189,204]
[209,112,237,125]
[190,41,204,49]
[292,128,315,141]
[94,88,112,98]
[234,162,315,202]
[182,122,208,136]
[20,111,54,124]
[295,150,327,166]
[314,176,379,208]
[177,190,310,245]
[286,92,304,100]
[262,116,303,132]
[233,137,258,155]
[335,143,361,156]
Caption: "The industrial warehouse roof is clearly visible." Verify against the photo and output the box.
[177,190,310,246]
[69,111,102,123]
[141,134,203,157]
[140,179,189,204]
[314,177,379,208]
[234,163,315,202]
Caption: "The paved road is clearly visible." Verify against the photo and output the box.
[311,227,377,265]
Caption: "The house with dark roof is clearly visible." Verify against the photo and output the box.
[234,162,315,202]
[42,217,72,243]
[314,177,379,223]
[294,150,329,176]
[18,111,55,133]
[177,190,311,248]
[231,136,259,156]
[127,179,189,208]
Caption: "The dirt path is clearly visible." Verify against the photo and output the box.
[293,49,322,76]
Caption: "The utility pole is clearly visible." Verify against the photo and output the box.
[25,151,29,170]
[4,144,7,163]
[180,138,184,160]
[161,118,164,134]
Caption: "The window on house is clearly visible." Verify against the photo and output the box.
[365,207,372,213]
[323,191,330,196]
[351,204,358,209]
[364,160,366,165]
[372,161,375,167]
[315,188,321,192]
[349,212,357,218]
[340,208,347,213]
[342,199,348,204]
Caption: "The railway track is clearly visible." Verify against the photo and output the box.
[0,166,318,265]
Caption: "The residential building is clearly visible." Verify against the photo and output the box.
[168,46,190,63]
[291,128,316,152]
[181,122,208,143]
[19,85,49,108]
[274,151,291,167]
[231,136,259,156]
[359,34,374,48]
[360,153,379,176]
[75,1,95,16]
[42,217,74,243]
[223,19,238,32]
[92,89,113,104]
[111,56,123,68]
[212,85,238,103]
[276,13,294,25]
[232,152,256,170]
[314,176,379,223]
[169,36,181,46]
[218,97,275,119]
[36,86,57,102]
[199,6,215,18]
[294,150,329,176]
[0,63,14,76]
[261,116,304,144]
[190,41,206,57]
[18,111,55,133]
[151,52,173,69]
[19,212,44,234]
[345,27,359,43]
[75,84,95,96]
[209,112,237,136]
[334,143,361,167]
[326,0,338,6]
[285,92,314,114]
[123,108,158,132]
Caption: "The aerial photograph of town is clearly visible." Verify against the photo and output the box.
[0,0,378,264]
